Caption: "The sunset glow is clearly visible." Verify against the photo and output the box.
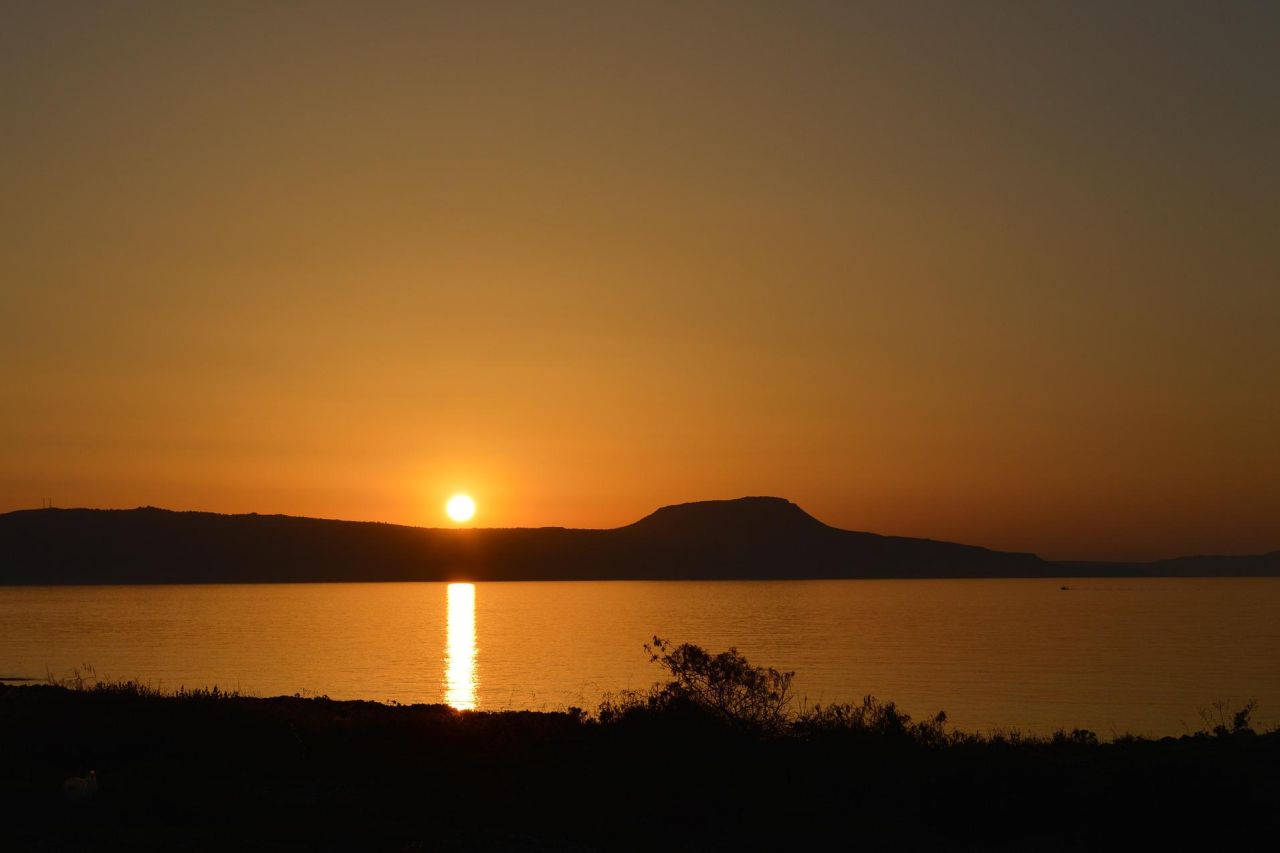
[2,4,1277,562]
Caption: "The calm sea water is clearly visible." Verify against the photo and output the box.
[2,579,1277,736]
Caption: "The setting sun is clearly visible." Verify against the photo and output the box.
[446,494,476,523]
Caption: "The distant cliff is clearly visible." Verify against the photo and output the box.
[0,497,1275,584]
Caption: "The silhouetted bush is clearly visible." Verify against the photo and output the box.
[793,694,950,745]
[1052,727,1100,746]
[600,638,955,746]
[599,636,795,732]
[1200,698,1258,737]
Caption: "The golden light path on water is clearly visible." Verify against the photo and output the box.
[445,583,477,710]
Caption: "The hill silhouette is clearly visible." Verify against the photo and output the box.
[625,496,830,538]
[0,497,1275,584]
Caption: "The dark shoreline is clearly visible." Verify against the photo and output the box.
[3,681,1276,851]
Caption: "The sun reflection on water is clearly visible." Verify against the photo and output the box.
[445,582,477,710]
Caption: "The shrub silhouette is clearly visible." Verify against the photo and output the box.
[1052,727,1100,746]
[599,636,795,732]
[1199,699,1258,737]
[599,637,963,746]
[793,695,950,745]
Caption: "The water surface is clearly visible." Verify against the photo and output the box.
[2,578,1276,736]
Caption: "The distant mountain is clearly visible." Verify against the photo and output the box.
[0,498,1275,584]
[1054,552,1280,578]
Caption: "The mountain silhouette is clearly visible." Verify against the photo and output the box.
[0,498,1275,584]
[625,497,829,538]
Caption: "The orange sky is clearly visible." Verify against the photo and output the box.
[2,3,1278,560]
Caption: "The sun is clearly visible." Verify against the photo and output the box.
[446,494,476,523]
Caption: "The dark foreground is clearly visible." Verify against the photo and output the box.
[2,679,1277,852]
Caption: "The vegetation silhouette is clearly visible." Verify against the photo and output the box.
[5,641,1276,850]
[599,636,797,733]
[3,498,1277,584]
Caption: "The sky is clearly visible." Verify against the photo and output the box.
[2,1,1277,560]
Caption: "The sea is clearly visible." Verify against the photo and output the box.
[2,578,1277,737]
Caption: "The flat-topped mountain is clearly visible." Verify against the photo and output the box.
[624,497,829,539]
[0,498,1275,584]
[630,496,822,529]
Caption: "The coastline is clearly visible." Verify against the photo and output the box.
[3,679,1276,850]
